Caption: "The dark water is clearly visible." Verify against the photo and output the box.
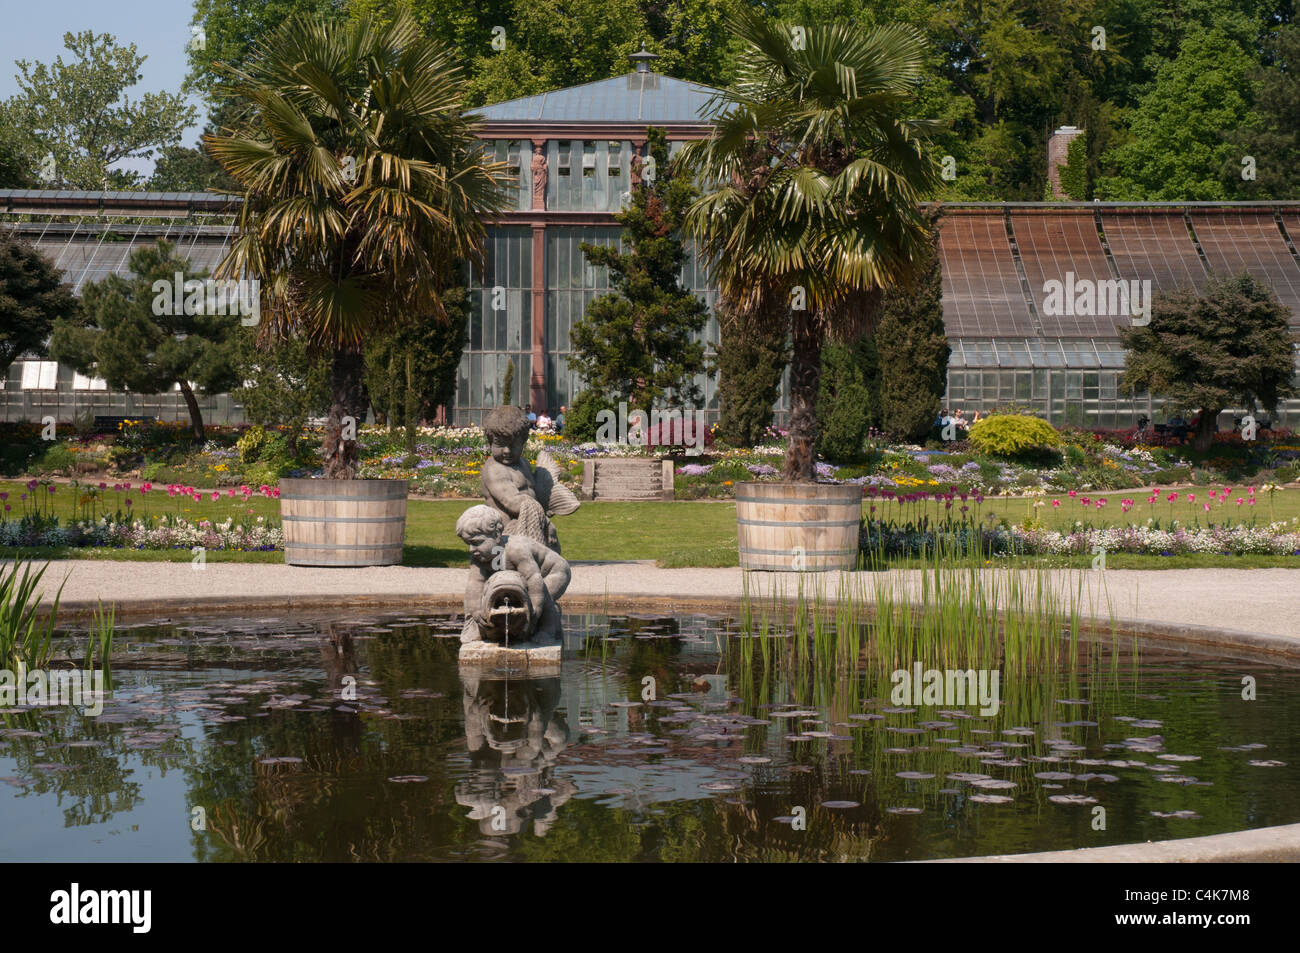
[1,610,1296,862]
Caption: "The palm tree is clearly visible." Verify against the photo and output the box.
[204,12,504,478]
[678,8,943,480]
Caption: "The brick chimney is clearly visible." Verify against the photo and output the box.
[1047,125,1084,199]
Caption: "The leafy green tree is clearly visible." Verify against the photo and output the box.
[232,328,330,442]
[570,127,710,412]
[49,240,239,441]
[1121,272,1297,453]
[1225,24,1300,199]
[680,8,942,480]
[205,12,503,478]
[0,235,79,378]
[1098,28,1260,200]
[364,285,471,445]
[185,0,348,98]
[875,217,949,442]
[148,144,239,192]
[2,31,196,190]
[0,124,32,188]
[715,298,789,448]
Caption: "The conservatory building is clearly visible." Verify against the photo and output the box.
[3,54,1300,429]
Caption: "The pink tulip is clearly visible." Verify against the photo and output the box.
[228,488,236,498]
[1097,499,1107,508]
[1208,490,1218,499]
[1051,500,1060,508]
[1203,504,1211,512]
[272,488,280,499]
[1187,493,1195,503]
[1067,490,1077,498]
[1236,498,1244,506]
[211,491,220,501]
[1248,486,1256,496]
[1249,498,1256,506]
[1167,492,1178,502]
[98,482,107,490]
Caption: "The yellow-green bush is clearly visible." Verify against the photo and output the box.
[967,414,1060,458]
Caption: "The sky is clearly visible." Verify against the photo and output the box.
[0,0,205,172]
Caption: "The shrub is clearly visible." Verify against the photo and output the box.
[968,414,1061,458]
[565,390,617,444]
[237,425,267,463]
[31,443,76,475]
[1064,444,1087,468]
[817,336,878,463]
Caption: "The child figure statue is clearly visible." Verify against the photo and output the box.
[480,405,579,553]
[456,504,571,645]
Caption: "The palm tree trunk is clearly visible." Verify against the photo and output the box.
[177,380,205,442]
[324,347,365,479]
[783,307,822,481]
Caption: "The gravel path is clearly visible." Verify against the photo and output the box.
[22,559,1300,643]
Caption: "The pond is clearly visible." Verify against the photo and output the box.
[1,609,1296,862]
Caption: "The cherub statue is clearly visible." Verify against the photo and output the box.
[456,504,571,645]
[480,405,578,553]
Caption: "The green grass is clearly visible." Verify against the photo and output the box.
[868,486,1300,532]
[2,480,1296,569]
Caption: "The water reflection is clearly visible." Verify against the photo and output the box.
[457,675,575,836]
[0,609,1295,862]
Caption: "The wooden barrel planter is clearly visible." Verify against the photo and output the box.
[735,481,862,571]
[279,478,408,567]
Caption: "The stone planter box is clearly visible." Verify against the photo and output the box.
[580,458,675,501]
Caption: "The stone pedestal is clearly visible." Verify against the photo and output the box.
[459,640,562,675]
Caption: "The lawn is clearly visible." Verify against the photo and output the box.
[2,480,1296,569]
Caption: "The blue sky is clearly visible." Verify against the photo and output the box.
[0,0,205,165]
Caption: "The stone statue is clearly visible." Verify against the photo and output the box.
[480,404,578,553]
[629,151,644,189]
[456,504,571,646]
[530,142,547,209]
[456,674,575,836]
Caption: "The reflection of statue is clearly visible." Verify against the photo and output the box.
[455,675,575,836]
[630,151,644,189]
[481,405,578,552]
[530,142,547,209]
[456,504,571,645]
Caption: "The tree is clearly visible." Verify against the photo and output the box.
[0,235,79,378]
[1097,28,1260,200]
[205,12,503,478]
[875,215,949,442]
[185,0,348,98]
[816,335,878,463]
[570,126,710,412]
[1225,24,1300,199]
[679,8,942,480]
[1121,272,1296,454]
[49,240,239,440]
[364,284,471,443]
[148,144,240,193]
[715,298,788,447]
[2,31,196,190]
[232,327,330,441]
[500,358,515,407]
